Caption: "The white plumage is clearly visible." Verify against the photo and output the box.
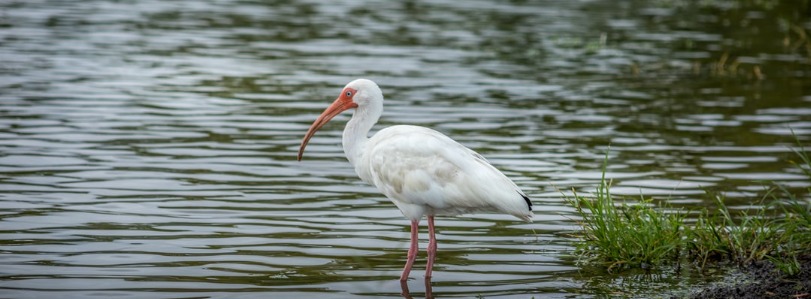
[297,79,533,281]
[366,125,532,221]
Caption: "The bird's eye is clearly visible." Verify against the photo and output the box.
[346,91,353,97]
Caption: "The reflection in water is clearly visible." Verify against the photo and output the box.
[400,279,433,299]
[0,0,809,298]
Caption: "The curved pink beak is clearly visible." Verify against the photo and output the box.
[297,96,358,161]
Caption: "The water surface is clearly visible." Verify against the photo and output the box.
[1,0,810,298]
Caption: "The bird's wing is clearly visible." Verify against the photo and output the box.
[364,125,532,221]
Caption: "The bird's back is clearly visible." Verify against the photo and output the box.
[359,125,533,221]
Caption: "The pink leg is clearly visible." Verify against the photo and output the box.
[425,215,437,279]
[400,219,419,281]
[399,279,412,298]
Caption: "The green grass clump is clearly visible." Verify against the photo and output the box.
[687,194,787,268]
[569,140,811,274]
[767,184,811,276]
[569,154,684,272]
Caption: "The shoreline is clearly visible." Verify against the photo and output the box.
[683,256,811,299]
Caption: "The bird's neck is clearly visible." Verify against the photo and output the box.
[342,105,380,168]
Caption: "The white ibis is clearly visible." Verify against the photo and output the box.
[297,79,533,281]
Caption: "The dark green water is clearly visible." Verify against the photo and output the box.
[1,0,809,298]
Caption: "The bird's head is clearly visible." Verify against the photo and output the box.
[343,78,382,108]
[297,79,382,161]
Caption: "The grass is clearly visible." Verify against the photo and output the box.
[687,194,787,267]
[767,184,811,276]
[569,153,684,272]
[568,141,811,275]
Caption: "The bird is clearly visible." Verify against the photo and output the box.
[297,79,533,281]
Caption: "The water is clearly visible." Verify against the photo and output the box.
[1,0,809,298]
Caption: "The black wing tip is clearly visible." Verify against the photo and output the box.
[518,192,532,211]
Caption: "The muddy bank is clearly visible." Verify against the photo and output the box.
[682,256,811,299]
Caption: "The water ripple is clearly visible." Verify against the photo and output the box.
[2,0,810,298]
